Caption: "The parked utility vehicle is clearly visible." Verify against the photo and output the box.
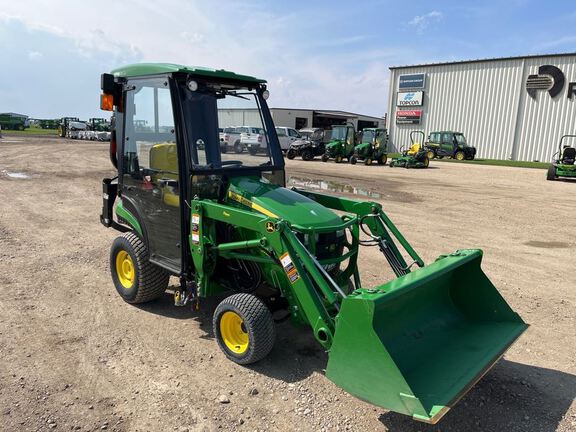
[286,128,325,161]
[99,63,526,424]
[426,131,476,160]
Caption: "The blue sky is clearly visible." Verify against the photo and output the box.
[1,0,575,119]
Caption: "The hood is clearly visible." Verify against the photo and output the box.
[227,177,342,229]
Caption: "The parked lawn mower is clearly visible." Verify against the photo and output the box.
[99,63,526,424]
[321,123,356,163]
[547,134,576,181]
[390,131,430,168]
[286,128,325,161]
[350,128,388,165]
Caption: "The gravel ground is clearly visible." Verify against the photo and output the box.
[0,136,574,432]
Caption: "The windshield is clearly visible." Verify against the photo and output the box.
[455,134,467,145]
[179,80,281,171]
[362,130,375,144]
[331,126,348,141]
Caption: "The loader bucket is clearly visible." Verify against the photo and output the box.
[326,249,527,423]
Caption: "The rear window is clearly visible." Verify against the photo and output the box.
[224,127,236,133]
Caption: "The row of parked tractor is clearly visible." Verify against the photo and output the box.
[220,123,476,168]
[57,117,112,141]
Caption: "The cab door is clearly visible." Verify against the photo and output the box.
[120,77,182,272]
[441,132,454,155]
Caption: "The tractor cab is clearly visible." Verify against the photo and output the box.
[100,63,284,273]
[350,128,388,166]
[322,123,356,163]
[547,134,576,180]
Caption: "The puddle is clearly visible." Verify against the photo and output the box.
[287,175,382,199]
[524,240,571,249]
[0,170,30,179]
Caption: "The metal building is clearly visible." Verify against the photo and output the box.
[387,53,576,161]
[218,108,384,131]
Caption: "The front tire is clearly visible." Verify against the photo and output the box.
[427,150,435,160]
[547,164,557,181]
[110,232,169,304]
[286,148,296,160]
[455,151,465,161]
[349,155,358,165]
[234,141,243,153]
[364,158,372,166]
[378,154,387,165]
[321,154,329,162]
[335,155,343,163]
[213,293,275,365]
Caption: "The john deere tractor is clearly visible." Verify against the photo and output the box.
[546,134,576,181]
[350,128,388,165]
[389,131,430,168]
[99,63,526,424]
[321,123,356,163]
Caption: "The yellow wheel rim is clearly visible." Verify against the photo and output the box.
[456,152,464,160]
[427,151,434,159]
[220,311,249,354]
[115,250,135,289]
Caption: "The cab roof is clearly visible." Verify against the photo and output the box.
[111,63,266,84]
[431,131,464,134]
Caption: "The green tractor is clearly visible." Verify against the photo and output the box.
[57,117,80,138]
[389,131,430,168]
[350,128,388,166]
[321,123,356,163]
[426,131,476,161]
[547,135,576,181]
[99,63,527,424]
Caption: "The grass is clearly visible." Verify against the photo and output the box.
[2,127,58,136]
[433,157,549,169]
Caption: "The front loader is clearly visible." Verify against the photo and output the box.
[99,63,527,424]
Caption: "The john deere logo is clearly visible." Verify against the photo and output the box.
[526,65,566,99]
[265,221,275,233]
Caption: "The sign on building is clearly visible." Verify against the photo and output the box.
[397,91,424,107]
[399,74,426,89]
[396,110,422,125]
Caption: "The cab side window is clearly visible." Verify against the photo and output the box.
[124,80,178,178]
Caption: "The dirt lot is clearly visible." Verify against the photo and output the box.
[0,136,575,432]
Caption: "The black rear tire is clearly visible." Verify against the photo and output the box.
[110,232,169,304]
[234,141,243,153]
[213,293,275,365]
[321,154,329,162]
[301,148,314,161]
[286,149,296,160]
[547,164,557,181]
[349,155,357,165]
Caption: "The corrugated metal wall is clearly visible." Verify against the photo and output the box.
[388,55,576,161]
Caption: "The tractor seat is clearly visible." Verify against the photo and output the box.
[407,143,421,155]
[561,147,576,165]
[149,142,179,207]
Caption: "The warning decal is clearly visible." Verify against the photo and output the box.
[280,252,300,283]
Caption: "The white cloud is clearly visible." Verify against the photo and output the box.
[0,1,397,117]
[27,51,43,60]
[408,11,443,33]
